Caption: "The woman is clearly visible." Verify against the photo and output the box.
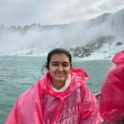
[5,48,101,124]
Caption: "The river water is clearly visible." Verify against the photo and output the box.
[0,56,111,123]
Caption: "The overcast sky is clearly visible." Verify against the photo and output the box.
[0,0,124,27]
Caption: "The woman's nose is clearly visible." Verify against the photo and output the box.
[58,65,63,71]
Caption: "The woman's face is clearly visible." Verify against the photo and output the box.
[48,53,71,89]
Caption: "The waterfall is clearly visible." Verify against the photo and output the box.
[0,8,124,55]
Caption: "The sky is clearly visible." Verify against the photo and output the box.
[0,0,124,27]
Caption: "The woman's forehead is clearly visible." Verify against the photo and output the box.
[50,53,70,62]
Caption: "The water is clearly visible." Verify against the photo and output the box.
[0,56,111,123]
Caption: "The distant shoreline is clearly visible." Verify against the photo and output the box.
[0,54,112,61]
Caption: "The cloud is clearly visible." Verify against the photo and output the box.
[91,7,101,11]
[0,0,124,26]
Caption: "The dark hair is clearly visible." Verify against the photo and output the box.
[42,48,72,72]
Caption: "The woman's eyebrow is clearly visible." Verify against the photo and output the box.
[51,61,59,63]
[51,61,69,64]
[63,62,69,64]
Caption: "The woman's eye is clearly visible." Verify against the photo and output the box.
[51,63,69,67]
[52,64,58,66]
[63,64,68,67]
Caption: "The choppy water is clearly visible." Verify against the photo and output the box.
[0,56,111,123]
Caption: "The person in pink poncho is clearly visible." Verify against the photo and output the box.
[5,48,101,124]
[100,50,124,124]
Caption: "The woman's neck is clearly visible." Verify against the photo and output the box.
[52,81,65,90]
